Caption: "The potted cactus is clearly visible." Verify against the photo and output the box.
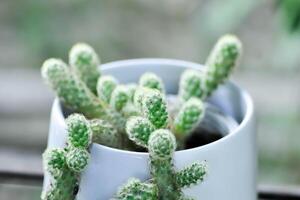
[41,35,256,200]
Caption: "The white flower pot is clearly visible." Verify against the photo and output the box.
[43,58,256,200]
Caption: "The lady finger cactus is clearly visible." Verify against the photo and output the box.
[66,148,90,172]
[66,114,92,148]
[204,34,242,97]
[110,85,130,112]
[125,83,138,102]
[139,72,164,93]
[90,119,121,148]
[126,116,155,148]
[173,98,205,140]
[41,58,105,118]
[97,75,118,103]
[141,90,169,129]
[42,149,78,200]
[43,148,66,178]
[175,162,207,188]
[178,69,205,101]
[69,43,101,94]
[114,178,158,200]
[148,129,181,199]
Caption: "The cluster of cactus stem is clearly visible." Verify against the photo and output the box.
[42,34,242,199]
[42,114,91,200]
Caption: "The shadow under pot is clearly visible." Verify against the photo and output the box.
[43,58,256,200]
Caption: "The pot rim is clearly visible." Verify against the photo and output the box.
[54,58,254,156]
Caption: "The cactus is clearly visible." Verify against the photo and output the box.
[125,124,207,199]
[41,58,105,118]
[141,89,169,129]
[173,98,205,141]
[69,43,101,94]
[97,75,118,103]
[126,117,155,148]
[66,114,92,148]
[179,35,242,101]
[110,85,130,112]
[139,72,164,93]
[42,114,94,200]
[66,148,90,172]
[90,119,121,148]
[178,69,205,101]
[175,162,207,188]
[204,34,242,97]
[41,35,243,199]
[42,149,78,200]
[114,178,158,200]
[125,83,138,102]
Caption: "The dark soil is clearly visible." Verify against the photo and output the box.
[185,130,223,149]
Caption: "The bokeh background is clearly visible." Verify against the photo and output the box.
[0,0,300,199]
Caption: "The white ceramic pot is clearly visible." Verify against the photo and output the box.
[44,58,256,200]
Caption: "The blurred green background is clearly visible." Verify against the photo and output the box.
[0,0,300,198]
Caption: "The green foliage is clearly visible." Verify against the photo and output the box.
[90,119,121,148]
[278,0,300,33]
[204,34,242,97]
[126,116,155,148]
[69,43,101,94]
[66,148,90,172]
[66,113,92,148]
[173,98,205,138]
[139,72,164,93]
[97,75,118,103]
[179,69,205,101]
[41,149,77,200]
[141,89,169,129]
[114,178,158,200]
[176,162,207,188]
[41,58,105,118]
[110,85,130,111]
[43,148,66,178]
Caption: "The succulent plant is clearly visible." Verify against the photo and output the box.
[179,35,242,101]
[42,114,93,200]
[114,178,158,200]
[69,43,101,94]
[42,35,242,199]
[139,72,165,93]
[125,127,207,200]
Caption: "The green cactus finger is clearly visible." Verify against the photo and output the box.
[43,148,66,178]
[66,148,90,172]
[90,119,121,148]
[115,178,158,200]
[125,83,138,102]
[148,129,181,199]
[139,72,165,93]
[204,34,242,96]
[148,129,176,160]
[110,85,130,112]
[176,162,207,188]
[66,114,92,148]
[126,116,155,148]
[141,90,169,129]
[97,75,118,103]
[173,98,205,139]
[178,69,205,101]
[41,169,77,200]
[41,58,105,118]
[133,87,152,110]
[69,43,101,94]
